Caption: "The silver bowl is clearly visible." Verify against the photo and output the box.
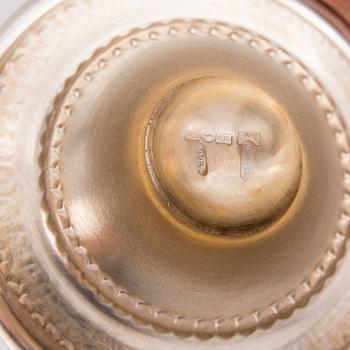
[1,1,350,349]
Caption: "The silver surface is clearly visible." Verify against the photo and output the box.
[1,1,350,349]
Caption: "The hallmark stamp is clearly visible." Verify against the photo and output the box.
[202,133,215,143]
[215,133,233,145]
[185,129,232,176]
[237,131,261,181]
[185,130,233,145]
[238,131,261,146]
[185,129,261,180]
[195,143,208,176]
[185,131,201,142]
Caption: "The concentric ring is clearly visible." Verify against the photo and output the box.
[42,20,350,336]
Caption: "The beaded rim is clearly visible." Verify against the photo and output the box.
[43,20,350,336]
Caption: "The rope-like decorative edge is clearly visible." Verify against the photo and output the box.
[0,1,129,349]
[43,20,350,336]
[0,2,94,348]
[0,248,75,350]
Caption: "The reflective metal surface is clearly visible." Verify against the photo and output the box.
[1,1,350,349]
[146,76,302,234]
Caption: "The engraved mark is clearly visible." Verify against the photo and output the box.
[202,133,215,143]
[238,131,261,181]
[215,133,233,145]
[195,143,208,176]
[238,131,261,146]
[185,129,261,178]
[185,130,201,142]
[185,130,233,176]
[185,130,232,144]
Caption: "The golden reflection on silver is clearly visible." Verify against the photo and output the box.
[145,77,303,235]
[1,1,350,349]
[19,17,350,342]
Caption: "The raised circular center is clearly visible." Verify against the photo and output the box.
[146,76,302,235]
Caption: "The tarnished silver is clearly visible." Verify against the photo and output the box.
[1,1,350,349]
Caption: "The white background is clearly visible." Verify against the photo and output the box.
[0,0,27,25]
